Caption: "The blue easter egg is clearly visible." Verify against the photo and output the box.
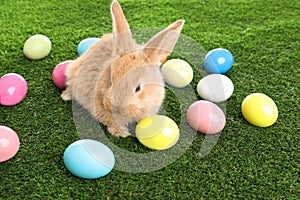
[77,38,100,56]
[204,48,234,74]
[63,139,115,179]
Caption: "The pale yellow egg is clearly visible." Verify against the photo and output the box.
[161,59,193,88]
[23,34,51,60]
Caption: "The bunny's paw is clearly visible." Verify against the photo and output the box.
[108,126,131,138]
[61,90,72,101]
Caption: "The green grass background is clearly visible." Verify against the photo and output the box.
[0,0,299,199]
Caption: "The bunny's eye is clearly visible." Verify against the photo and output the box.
[135,84,141,93]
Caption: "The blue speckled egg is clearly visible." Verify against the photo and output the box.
[204,48,234,74]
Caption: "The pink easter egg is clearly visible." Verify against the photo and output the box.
[0,73,28,106]
[52,60,73,89]
[0,126,20,162]
[187,100,226,134]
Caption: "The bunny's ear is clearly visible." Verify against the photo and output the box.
[143,20,185,62]
[111,1,134,54]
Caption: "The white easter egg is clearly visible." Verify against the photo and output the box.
[197,74,234,102]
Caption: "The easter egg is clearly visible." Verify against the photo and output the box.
[0,126,20,162]
[0,73,28,106]
[23,34,51,60]
[64,139,115,179]
[52,60,73,89]
[204,48,234,74]
[187,100,226,134]
[197,74,234,102]
[135,115,180,150]
[161,59,193,88]
[241,93,278,127]
[77,37,100,56]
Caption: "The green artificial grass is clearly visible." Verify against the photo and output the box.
[0,0,299,199]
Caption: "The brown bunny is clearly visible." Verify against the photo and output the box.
[61,0,184,137]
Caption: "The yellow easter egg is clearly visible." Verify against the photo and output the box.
[135,115,180,150]
[241,93,278,127]
[23,34,51,60]
[161,59,193,88]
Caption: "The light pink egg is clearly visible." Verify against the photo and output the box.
[0,126,20,162]
[187,100,226,134]
[52,60,73,89]
[0,73,28,106]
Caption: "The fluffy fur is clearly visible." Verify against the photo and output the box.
[61,0,184,137]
